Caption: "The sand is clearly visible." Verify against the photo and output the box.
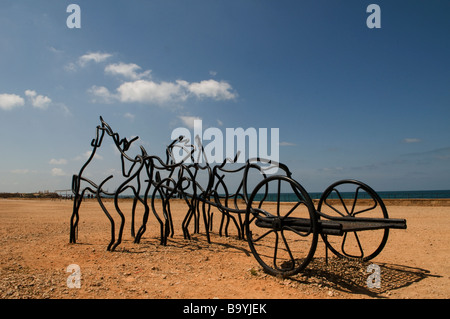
[0,198,448,300]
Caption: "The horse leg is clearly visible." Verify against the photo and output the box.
[69,196,81,243]
[219,211,226,237]
[97,197,115,251]
[151,190,166,245]
[166,200,175,238]
[131,196,138,238]
[162,198,172,246]
[70,175,81,244]
[134,200,149,244]
[70,187,89,243]
[111,196,126,251]
[96,176,115,251]
[182,205,194,240]
[201,200,211,244]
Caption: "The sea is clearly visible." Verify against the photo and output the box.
[354,189,450,200]
[252,190,450,202]
[95,189,450,201]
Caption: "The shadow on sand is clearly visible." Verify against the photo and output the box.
[292,257,441,298]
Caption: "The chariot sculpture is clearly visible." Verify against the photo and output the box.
[70,117,407,276]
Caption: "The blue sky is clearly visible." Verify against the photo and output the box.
[0,0,449,194]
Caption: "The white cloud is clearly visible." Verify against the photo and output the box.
[48,46,63,54]
[78,52,112,67]
[49,158,68,165]
[279,141,296,146]
[25,90,52,110]
[75,151,104,161]
[0,93,25,110]
[65,52,113,72]
[105,62,151,80]
[85,55,236,106]
[179,115,202,129]
[1,91,64,113]
[116,80,186,104]
[54,102,72,116]
[184,79,236,100]
[88,86,115,103]
[90,78,236,106]
[403,138,421,143]
[64,62,77,72]
[51,168,66,176]
[124,112,135,121]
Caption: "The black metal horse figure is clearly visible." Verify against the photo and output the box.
[69,117,147,250]
[70,116,195,250]
[70,116,286,250]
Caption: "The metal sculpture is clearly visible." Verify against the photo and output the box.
[70,117,407,276]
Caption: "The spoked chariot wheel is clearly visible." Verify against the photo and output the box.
[245,175,319,277]
[317,180,389,261]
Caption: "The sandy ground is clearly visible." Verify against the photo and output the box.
[0,198,448,300]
